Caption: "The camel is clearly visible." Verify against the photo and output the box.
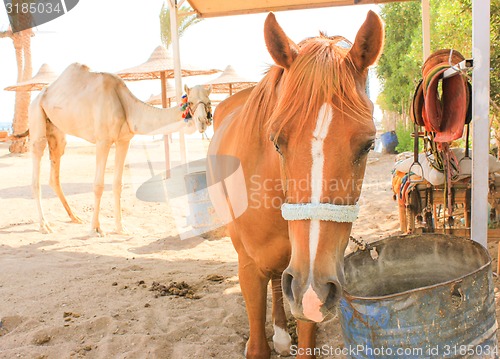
[29,62,212,235]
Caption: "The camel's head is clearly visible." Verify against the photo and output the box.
[184,84,213,133]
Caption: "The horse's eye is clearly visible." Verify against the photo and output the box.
[361,140,375,155]
[274,142,283,155]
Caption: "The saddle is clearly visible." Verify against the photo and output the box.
[409,49,472,225]
[411,49,471,143]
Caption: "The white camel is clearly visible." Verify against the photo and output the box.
[29,62,212,235]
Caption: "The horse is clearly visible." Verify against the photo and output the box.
[208,11,384,358]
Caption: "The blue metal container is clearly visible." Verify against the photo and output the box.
[380,131,398,153]
[339,234,498,359]
[184,171,221,231]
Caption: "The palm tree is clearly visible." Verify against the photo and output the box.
[1,2,34,153]
[159,3,202,48]
[0,27,33,153]
[10,29,33,153]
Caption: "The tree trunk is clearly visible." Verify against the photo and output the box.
[493,113,500,161]
[9,29,33,154]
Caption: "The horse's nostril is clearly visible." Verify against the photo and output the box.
[282,271,294,302]
[324,280,342,311]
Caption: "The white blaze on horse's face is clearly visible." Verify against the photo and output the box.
[184,84,212,133]
[282,110,375,324]
[280,100,368,323]
[310,104,334,204]
[303,103,334,322]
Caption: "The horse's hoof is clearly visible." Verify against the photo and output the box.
[244,340,272,359]
[273,325,292,356]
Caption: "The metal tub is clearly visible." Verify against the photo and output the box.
[184,171,220,231]
[339,234,498,358]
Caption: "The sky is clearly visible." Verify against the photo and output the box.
[0,0,382,126]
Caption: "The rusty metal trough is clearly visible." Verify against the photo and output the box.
[339,234,498,358]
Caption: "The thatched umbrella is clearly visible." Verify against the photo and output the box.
[116,45,219,176]
[146,79,176,107]
[205,65,257,96]
[116,46,218,107]
[4,63,58,91]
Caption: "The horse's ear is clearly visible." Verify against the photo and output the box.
[264,12,299,70]
[184,84,190,94]
[349,10,384,72]
[205,84,212,95]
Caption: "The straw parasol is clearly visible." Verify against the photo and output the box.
[117,45,219,81]
[146,80,176,106]
[205,65,257,96]
[4,63,59,91]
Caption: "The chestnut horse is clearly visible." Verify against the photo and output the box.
[208,12,384,358]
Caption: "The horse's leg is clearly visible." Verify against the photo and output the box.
[112,139,130,234]
[296,320,317,359]
[46,121,83,225]
[238,253,272,359]
[91,140,112,236]
[271,276,292,356]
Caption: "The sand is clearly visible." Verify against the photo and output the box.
[0,137,497,359]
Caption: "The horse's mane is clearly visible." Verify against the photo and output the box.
[237,65,284,140]
[268,34,372,141]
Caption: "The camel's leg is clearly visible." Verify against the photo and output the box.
[271,276,292,356]
[296,320,317,359]
[46,121,83,225]
[91,140,112,236]
[238,252,272,359]
[112,139,130,234]
[32,136,52,233]
[29,94,54,234]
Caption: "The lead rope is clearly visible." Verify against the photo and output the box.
[349,236,379,260]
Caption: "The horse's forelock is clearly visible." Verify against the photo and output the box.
[268,36,371,143]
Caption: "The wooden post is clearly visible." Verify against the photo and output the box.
[161,71,171,179]
[471,0,490,248]
[169,0,187,166]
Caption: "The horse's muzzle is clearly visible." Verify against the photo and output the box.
[282,268,342,322]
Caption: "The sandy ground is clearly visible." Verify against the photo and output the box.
[0,137,498,359]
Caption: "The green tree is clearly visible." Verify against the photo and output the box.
[377,2,422,114]
[378,0,500,148]
[159,3,202,49]
[490,0,500,116]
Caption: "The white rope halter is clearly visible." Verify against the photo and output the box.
[281,203,360,222]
